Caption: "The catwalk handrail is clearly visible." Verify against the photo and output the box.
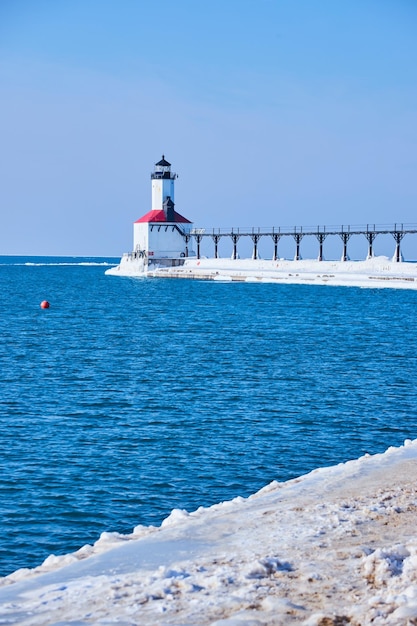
[190,223,417,237]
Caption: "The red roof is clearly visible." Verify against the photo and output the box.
[135,209,192,224]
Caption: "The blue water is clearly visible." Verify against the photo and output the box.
[0,256,417,576]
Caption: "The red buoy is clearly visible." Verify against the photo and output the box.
[40,300,50,309]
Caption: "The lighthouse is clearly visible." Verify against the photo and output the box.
[133,156,193,263]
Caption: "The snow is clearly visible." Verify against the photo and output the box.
[105,255,417,290]
[1,441,417,624]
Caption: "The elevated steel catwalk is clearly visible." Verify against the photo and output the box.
[189,224,417,261]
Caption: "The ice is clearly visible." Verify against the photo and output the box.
[0,440,417,623]
[106,255,417,291]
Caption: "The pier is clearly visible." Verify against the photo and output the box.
[188,223,417,262]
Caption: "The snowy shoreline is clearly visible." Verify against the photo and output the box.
[1,441,417,625]
[106,255,417,290]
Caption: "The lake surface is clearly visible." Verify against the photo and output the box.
[0,256,416,576]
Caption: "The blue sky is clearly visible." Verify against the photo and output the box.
[1,0,416,256]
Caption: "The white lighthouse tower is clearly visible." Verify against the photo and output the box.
[151,155,176,212]
[132,156,193,266]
